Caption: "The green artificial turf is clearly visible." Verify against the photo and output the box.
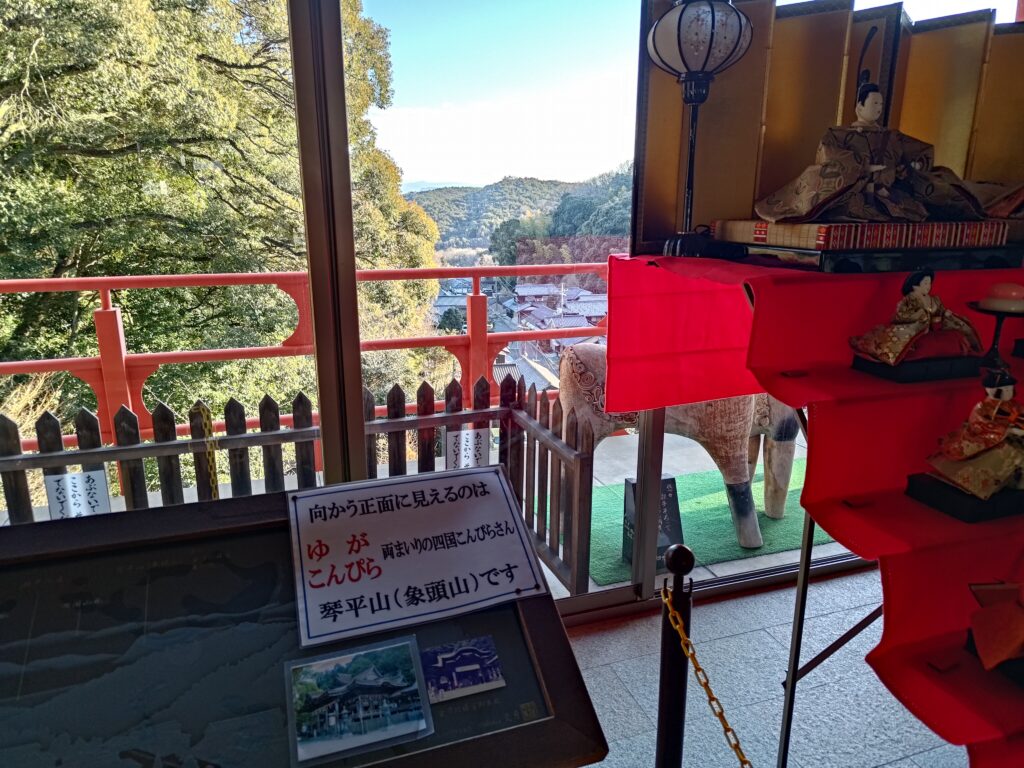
[587,459,832,586]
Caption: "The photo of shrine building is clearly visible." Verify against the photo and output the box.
[422,636,507,703]
[297,665,424,740]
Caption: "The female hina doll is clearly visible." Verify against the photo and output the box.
[850,270,982,366]
[755,33,985,224]
[928,368,1024,501]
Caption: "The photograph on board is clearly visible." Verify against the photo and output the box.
[286,638,433,765]
[421,635,507,704]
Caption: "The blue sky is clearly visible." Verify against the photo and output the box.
[362,1,1018,189]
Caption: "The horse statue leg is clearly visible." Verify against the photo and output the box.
[668,398,764,549]
[760,395,799,520]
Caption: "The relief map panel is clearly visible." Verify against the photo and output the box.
[0,526,547,768]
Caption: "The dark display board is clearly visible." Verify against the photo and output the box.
[0,494,605,768]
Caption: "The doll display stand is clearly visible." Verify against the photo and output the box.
[604,255,1024,768]
[906,473,1024,523]
[740,244,1024,274]
[851,354,981,383]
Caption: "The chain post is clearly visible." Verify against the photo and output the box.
[658,543,753,768]
[656,544,695,768]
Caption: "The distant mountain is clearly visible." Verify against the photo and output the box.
[407,176,582,249]
[400,180,465,194]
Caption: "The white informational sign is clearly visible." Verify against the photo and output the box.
[288,466,547,647]
[44,470,111,520]
[445,427,489,469]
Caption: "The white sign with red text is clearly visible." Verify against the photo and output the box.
[288,466,547,647]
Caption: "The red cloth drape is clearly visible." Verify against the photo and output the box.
[606,255,1024,763]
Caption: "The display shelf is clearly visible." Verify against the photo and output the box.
[606,255,1024,766]
[867,632,1024,746]
[805,492,1024,562]
[753,364,988,410]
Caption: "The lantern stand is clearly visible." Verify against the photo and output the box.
[647,0,753,257]
[680,74,713,234]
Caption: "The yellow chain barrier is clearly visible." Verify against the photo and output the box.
[190,404,219,500]
[662,583,753,768]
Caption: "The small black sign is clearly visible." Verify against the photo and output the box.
[621,475,684,570]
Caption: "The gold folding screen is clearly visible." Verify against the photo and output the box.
[755,0,852,202]
[968,24,1024,183]
[631,1,1024,255]
[896,11,994,177]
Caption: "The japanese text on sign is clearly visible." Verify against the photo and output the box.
[44,470,111,520]
[289,467,546,646]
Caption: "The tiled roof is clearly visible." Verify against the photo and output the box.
[565,299,608,316]
[563,287,593,301]
[434,295,466,308]
[545,315,592,329]
[515,284,560,296]
[528,306,557,321]
[492,363,519,384]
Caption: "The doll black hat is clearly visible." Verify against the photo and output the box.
[856,25,880,105]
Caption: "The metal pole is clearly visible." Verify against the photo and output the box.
[656,544,696,768]
[634,407,667,599]
[783,605,882,688]
[683,103,699,234]
[776,406,814,768]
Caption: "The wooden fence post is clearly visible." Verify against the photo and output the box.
[387,384,406,477]
[498,375,514,474]
[152,402,185,506]
[472,377,489,424]
[0,415,33,523]
[114,406,148,510]
[576,420,595,593]
[549,398,563,555]
[512,377,526,503]
[563,408,579,574]
[260,395,285,493]
[417,382,436,474]
[74,409,104,470]
[36,412,66,491]
[294,392,317,489]
[524,384,538,531]
[566,410,594,596]
[536,390,551,541]
[225,398,252,497]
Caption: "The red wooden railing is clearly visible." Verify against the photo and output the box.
[0,263,607,446]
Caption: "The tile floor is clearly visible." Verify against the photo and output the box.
[567,569,968,768]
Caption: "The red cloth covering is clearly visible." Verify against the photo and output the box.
[606,255,1024,765]
[607,255,1023,413]
[605,258,774,411]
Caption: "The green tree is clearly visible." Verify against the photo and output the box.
[0,0,439,418]
[436,307,463,333]
[488,215,551,267]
